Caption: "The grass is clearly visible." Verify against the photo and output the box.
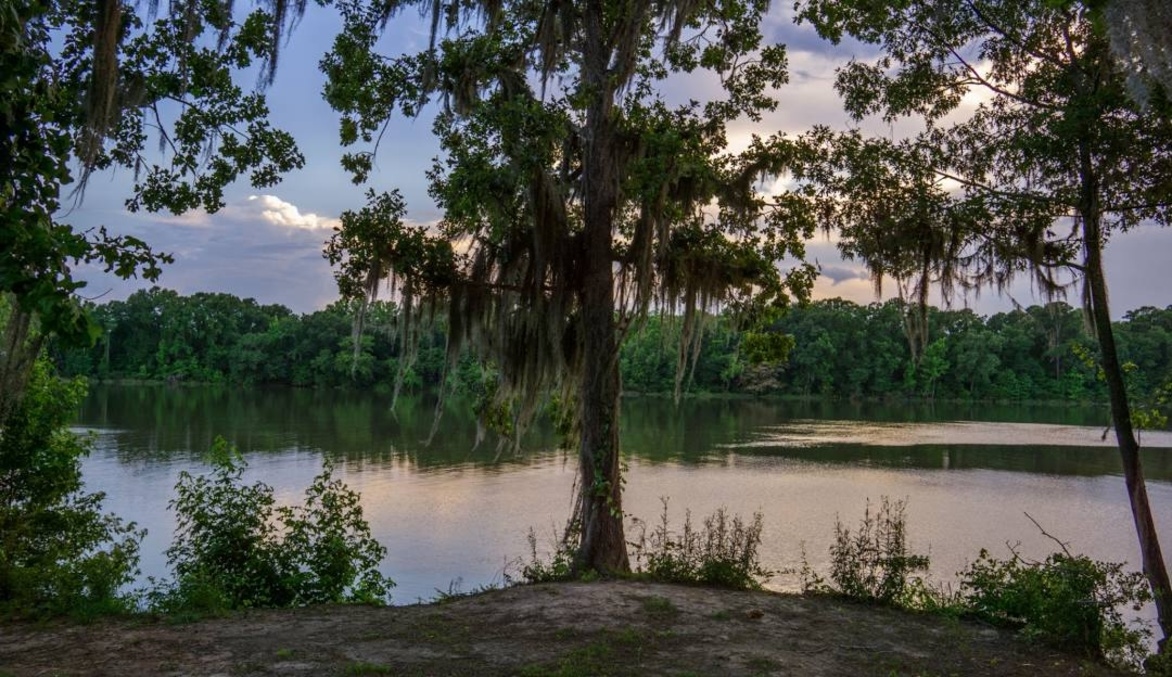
[640,594,679,619]
[516,626,665,677]
[518,642,617,677]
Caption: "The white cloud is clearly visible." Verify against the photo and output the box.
[165,211,213,227]
[248,194,341,231]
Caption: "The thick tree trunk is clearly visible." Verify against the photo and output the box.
[572,0,629,575]
[1082,200,1172,653]
[575,261,628,573]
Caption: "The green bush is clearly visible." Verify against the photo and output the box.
[152,437,392,614]
[805,497,930,606]
[631,499,771,590]
[959,548,1151,669]
[806,498,1154,670]
[0,361,143,619]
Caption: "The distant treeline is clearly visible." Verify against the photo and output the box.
[52,287,1172,403]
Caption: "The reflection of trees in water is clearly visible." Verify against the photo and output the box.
[731,443,1172,481]
[78,386,1171,479]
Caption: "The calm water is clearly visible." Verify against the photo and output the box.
[76,386,1172,612]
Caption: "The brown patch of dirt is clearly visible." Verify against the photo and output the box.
[0,581,1126,676]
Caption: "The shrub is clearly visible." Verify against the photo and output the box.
[959,547,1151,669]
[805,497,930,606]
[631,498,771,590]
[0,360,143,619]
[806,498,1154,670]
[153,437,392,614]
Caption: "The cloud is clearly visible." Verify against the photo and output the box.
[763,7,884,61]
[818,265,869,285]
[70,194,343,314]
[139,209,214,228]
[248,194,341,231]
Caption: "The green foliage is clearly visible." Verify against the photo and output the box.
[153,437,392,613]
[740,330,795,367]
[807,498,1154,669]
[804,497,930,606]
[0,360,142,619]
[960,547,1152,669]
[2,0,304,351]
[58,290,1172,407]
[631,500,771,590]
[1074,341,1172,436]
[1146,651,1172,676]
[324,0,813,572]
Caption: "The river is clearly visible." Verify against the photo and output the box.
[76,385,1172,616]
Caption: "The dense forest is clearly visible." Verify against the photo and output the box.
[52,287,1172,404]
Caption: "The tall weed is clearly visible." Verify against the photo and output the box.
[630,498,771,589]
[804,497,931,606]
[518,499,771,591]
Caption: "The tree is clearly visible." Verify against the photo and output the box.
[2,0,310,618]
[1101,0,1172,105]
[1,0,306,422]
[322,0,814,572]
[789,0,1172,650]
[0,351,142,618]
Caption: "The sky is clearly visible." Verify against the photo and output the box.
[66,6,1172,318]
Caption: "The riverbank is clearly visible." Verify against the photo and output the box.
[84,376,1108,407]
[0,581,1128,676]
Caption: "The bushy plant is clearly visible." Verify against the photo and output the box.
[631,499,771,590]
[807,499,1155,670]
[0,360,143,619]
[153,437,392,614]
[806,497,930,606]
[960,546,1152,669]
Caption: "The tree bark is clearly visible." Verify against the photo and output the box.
[572,0,629,575]
[0,304,44,427]
[1081,172,1171,652]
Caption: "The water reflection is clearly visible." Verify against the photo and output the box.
[78,386,1172,479]
[75,385,1172,607]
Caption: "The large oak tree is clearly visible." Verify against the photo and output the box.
[322,0,813,571]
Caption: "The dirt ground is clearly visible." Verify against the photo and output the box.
[1,581,1129,676]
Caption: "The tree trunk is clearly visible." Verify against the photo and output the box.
[0,304,44,427]
[572,0,629,575]
[1082,191,1171,653]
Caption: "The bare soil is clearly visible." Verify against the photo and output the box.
[1,581,1128,676]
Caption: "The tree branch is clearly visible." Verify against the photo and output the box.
[1024,511,1074,557]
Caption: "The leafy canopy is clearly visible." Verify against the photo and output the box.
[321,0,816,410]
[2,0,306,348]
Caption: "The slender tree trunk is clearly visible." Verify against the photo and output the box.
[0,304,44,426]
[572,0,629,575]
[1081,175,1171,652]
